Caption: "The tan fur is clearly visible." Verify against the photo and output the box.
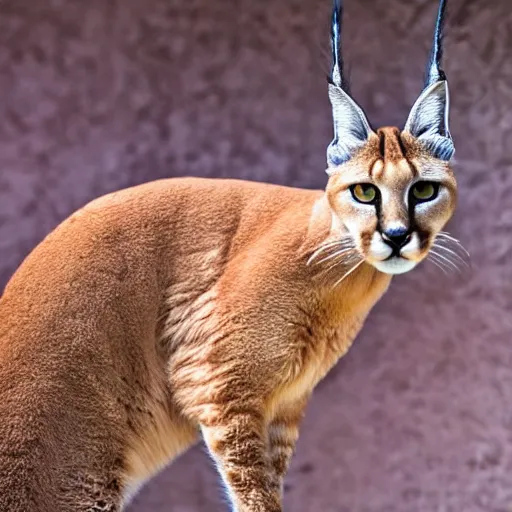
[0,129,456,511]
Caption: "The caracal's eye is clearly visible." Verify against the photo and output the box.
[412,181,439,202]
[351,184,378,204]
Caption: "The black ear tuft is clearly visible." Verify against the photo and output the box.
[404,0,454,161]
[330,0,349,92]
[425,0,448,88]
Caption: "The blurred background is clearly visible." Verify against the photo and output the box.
[0,0,511,510]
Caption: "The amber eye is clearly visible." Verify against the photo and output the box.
[351,184,378,204]
[412,181,439,202]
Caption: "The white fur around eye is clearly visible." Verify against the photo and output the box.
[349,192,376,208]
[340,189,375,220]
[414,185,447,214]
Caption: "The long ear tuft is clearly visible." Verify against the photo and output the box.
[404,0,454,161]
[329,0,349,91]
[425,0,447,88]
[326,0,374,173]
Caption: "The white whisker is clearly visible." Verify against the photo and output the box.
[428,253,451,275]
[314,247,356,266]
[321,251,359,275]
[436,232,471,258]
[430,249,461,273]
[307,244,337,266]
[306,238,353,266]
[433,243,471,268]
[437,231,461,243]
[332,259,365,289]
[430,259,449,275]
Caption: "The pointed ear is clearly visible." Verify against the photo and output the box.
[326,84,374,172]
[403,80,454,161]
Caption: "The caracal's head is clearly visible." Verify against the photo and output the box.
[324,0,458,275]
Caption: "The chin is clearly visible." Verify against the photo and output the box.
[371,257,418,275]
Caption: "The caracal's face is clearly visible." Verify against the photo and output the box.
[327,127,457,275]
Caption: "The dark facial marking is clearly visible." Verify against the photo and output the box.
[376,127,406,162]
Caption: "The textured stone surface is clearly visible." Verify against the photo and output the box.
[1,0,511,511]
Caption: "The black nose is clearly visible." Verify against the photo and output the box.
[382,228,411,249]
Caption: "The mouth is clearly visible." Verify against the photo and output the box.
[371,255,417,275]
[365,230,423,275]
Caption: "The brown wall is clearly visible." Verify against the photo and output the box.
[1,0,510,511]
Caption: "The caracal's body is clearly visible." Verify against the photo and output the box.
[0,177,389,510]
